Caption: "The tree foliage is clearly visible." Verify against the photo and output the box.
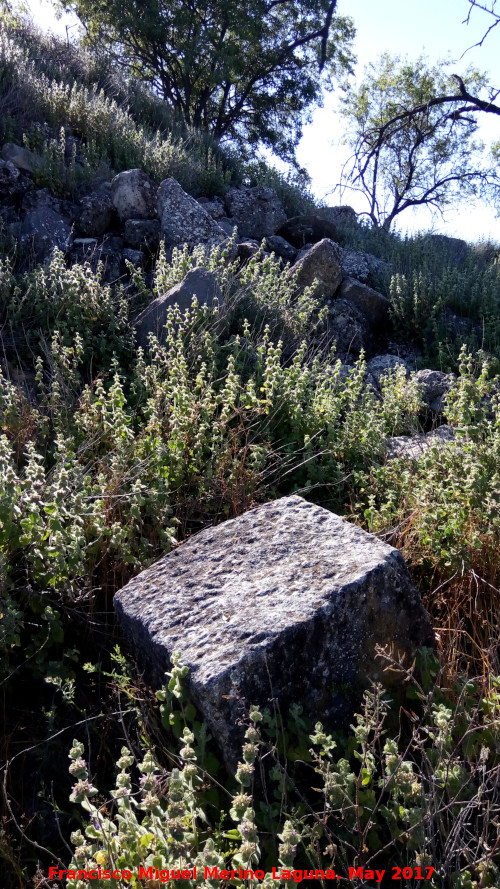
[340,54,499,230]
[55,0,354,162]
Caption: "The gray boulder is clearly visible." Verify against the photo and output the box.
[157,178,227,250]
[114,495,434,768]
[122,247,145,269]
[78,192,114,237]
[415,369,454,415]
[326,298,370,357]
[217,218,238,237]
[341,249,370,284]
[20,205,72,263]
[1,142,38,173]
[339,276,390,328]
[386,425,455,460]
[276,214,339,249]
[424,233,469,265]
[316,205,358,228]
[124,218,161,251]
[364,252,393,284]
[134,267,221,348]
[224,186,286,240]
[72,235,123,283]
[289,238,343,301]
[0,158,30,200]
[263,235,298,264]
[110,169,158,222]
[366,355,410,387]
[197,196,225,219]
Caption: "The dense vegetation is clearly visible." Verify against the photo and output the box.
[0,15,499,889]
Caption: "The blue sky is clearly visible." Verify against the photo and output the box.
[21,0,500,241]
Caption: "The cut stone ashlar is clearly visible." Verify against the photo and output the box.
[114,496,434,767]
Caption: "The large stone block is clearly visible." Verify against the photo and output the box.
[289,238,343,301]
[157,178,227,249]
[114,496,434,767]
[133,267,221,348]
[110,169,158,222]
[339,276,390,328]
[224,186,286,240]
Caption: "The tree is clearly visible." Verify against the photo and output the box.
[54,0,354,162]
[464,0,500,48]
[339,54,499,231]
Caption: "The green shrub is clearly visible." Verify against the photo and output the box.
[62,654,500,888]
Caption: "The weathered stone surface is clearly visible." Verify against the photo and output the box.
[20,205,72,262]
[218,217,238,237]
[197,196,226,219]
[366,355,409,387]
[264,235,297,264]
[157,178,226,249]
[134,267,221,348]
[72,235,123,283]
[114,496,434,767]
[110,169,158,222]
[276,215,339,249]
[386,425,455,460]
[316,205,358,228]
[290,238,343,300]
[364,252,393,284]
[124,218,161,251]
[341,249,370,284]
[78,192,114,237]
[1,142,38,173]
[235,240,260,262]
[224,186,286,240]
[424,233,469,265]
[326,298,370,357]
[0,158,31,200]
[339,276,390,328]
[415,369,454,415]
[122,247,145,269]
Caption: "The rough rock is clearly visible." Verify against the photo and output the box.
[134,267,221,348]
[264,235,298,264]
[122,247,145,269]
[1,142,38,173]
[235,240,260,262]
[224,186,286,240]
[71,237,98,261]
[157,178,227,250]
[424,233,469,265]
[0,158,30,200]
[124,218,161,251]
[276,215,339,249]
[316,205,358,228]
[341,249,370,284]
[197,196,226,219]
[386,425,455,460]
[114,495,434,768]
[339,276,390,328]
[289,238,343,301]
[326,298,370,357]
[20,205,72,262]
[110,168,158,222]
[366,355,409,387]
[71,235,123,283]
[78,192,114,237]
[364,252,393,284]
[415,369,454,415]
[218,218,238,237]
